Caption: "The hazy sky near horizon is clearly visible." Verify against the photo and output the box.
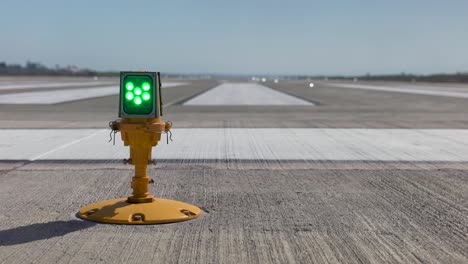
[1,0,467,75]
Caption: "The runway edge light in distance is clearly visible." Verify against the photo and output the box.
[78,71,201,224]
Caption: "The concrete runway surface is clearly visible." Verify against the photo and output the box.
[0,77,467,264]
[184,83,312,105]
[328,82,468,98]
[1,128,468,161]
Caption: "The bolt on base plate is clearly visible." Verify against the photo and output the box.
[78,198,201,224]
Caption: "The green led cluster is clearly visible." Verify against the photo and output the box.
[125,81,152,105]
[122,75,154,115]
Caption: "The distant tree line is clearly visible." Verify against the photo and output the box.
[2,61,467,82]
[293,72,468,83]
[0,61,99,76]
[0,61,208,78]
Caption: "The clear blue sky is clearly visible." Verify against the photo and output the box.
[1,0,467,75]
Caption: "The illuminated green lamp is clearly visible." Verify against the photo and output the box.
[119,71,162,118]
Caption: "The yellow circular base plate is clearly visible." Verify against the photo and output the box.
[78,198,201,225]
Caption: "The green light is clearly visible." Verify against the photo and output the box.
[142,82,151,91]
[142,92,151,101]
[134,87,142,95]
[126,82,134,91]
[125,92,134,100]
[134,96,142,105]
[122,74,154,116]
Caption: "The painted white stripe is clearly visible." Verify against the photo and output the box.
[0,82,115,90]
[184,83,313,105]
[0,83,188,104]
[161,82,188,88]
[1,128,468,161]
[0,129,100,160]
[0,82,186,91]
[30,130,104,161]
[329,83,468,98]
[0,86,119,104]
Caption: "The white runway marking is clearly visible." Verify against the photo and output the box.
[30,130,104,161]
[0,86,119,104]
[330,83,468,98]
[161,82,187,88]
[0,129,99,160]
[0,81,115,91]
[184,83,313,105]
[1,128,468,161]
[0,83,187,104]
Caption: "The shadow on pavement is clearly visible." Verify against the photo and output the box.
[0,220,95,246]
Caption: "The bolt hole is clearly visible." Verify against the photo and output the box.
[132,214,144,221]
[181,209,195,216]
[87,210,96,216]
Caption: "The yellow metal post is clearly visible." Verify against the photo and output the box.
[78,117,201,224]
[121,118,161,203]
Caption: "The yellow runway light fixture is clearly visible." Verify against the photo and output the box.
[78,71,201,224]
